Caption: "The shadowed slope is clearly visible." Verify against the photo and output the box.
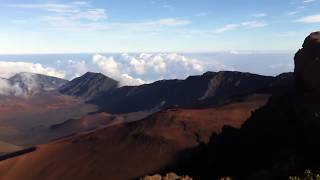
[90,71,277,114]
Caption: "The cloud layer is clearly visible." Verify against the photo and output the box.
[0,61,65,79]
[0,62,65,97]
[91,53,209,86]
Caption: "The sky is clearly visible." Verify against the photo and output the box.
[0,0,316,91]
[0,0,319,54]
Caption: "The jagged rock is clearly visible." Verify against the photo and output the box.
[294,31,320,92]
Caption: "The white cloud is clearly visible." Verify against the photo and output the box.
[253,13,268,18]
[215,24,240,33]
[286,11,299,16]
[123,53,204,74]
[0,62,65,97]
[0,78,23,96]
[67,60,87,78]
[92,54,145,86]
[72,9,107,21]
[12,2,189,33]
[12,2,107,26]
[0,61,65,79]
[215,21,268,33]
[196,12,210,17]
[12,3,82,13]
[303,0,316,3]
[297,14,320,23]
[147,18,191,26]
[91,53,208,86]
[92,55,121,76]
[241,21,268,29]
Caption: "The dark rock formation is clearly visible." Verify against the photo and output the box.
[294,31,320,92]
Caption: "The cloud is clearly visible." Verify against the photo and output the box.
[0,78,24,96]
[12,3,81,13]
[241,21,268,29]
[146,18,191,27]
[71,9,107,21]
[297,14,320,23]
[92,53,206,86]
[91,53,232,86]
[122,53,205,75]
[286,11,299,16]
[196,12,210,17]
[0,62,65,97]
[215,21,268,33]
[0,61,65,79]
[215,24,240,33]
[252,13,268,18]
[67,60,88,78]
[12,2,189,33]
[286,4,308,16]
[92,54,145,86]
[12,1,108,27]
[303,0,316,3]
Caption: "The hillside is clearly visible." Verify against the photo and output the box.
[0,94,269,180]
[89,71,282,114]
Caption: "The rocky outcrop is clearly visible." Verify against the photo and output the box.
[140,173,192,180]
[294,31,320,92]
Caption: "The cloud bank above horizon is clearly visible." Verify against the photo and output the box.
[0,53,234,87]
[0,52,294,89]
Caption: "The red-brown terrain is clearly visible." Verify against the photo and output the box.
[0,94,269,180]
[0,92,97,147]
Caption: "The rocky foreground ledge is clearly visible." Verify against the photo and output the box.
[140,173,193,180]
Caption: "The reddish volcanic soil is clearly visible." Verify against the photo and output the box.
[0,92,97,146]
[0,94,270,180]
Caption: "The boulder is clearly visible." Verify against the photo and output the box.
[294,31,320,92]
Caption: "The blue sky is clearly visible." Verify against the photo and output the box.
[0,0,319,54]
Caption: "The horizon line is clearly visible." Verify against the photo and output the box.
[0,50,297,55]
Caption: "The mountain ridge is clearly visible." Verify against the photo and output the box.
[89,71,292,114]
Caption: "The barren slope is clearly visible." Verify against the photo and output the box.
[0,94,269,180]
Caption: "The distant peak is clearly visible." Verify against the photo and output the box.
[77,72,118,83]
[9,72,66,81]
[81,72,111,79]
[83,72,104,76]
